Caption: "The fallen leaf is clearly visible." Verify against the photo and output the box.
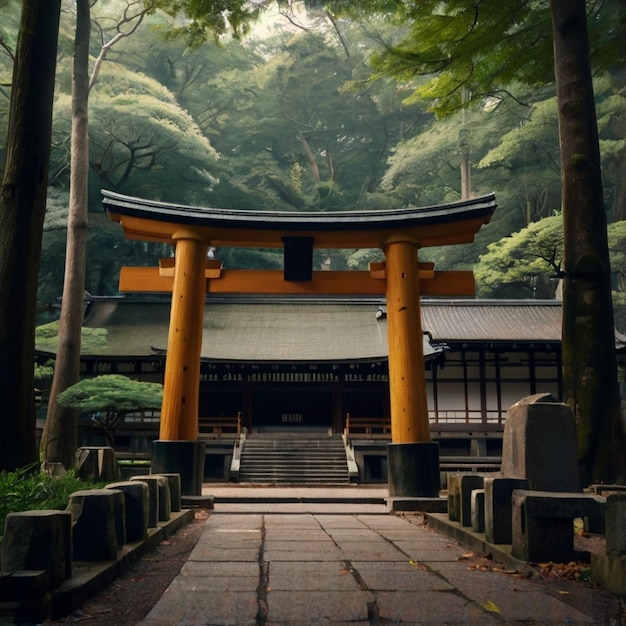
[483,600,501,614]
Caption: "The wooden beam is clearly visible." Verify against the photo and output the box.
[120,267,173,292]
[369,261,436,280]
[423,271,476,296]
[119,266,476,296]
[208,270,386,295]
[159,258,222,278]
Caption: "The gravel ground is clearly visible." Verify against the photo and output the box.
[44,510,209,626]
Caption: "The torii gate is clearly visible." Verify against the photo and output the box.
[103,190,496,496]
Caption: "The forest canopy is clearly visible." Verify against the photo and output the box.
[0,0,624,320]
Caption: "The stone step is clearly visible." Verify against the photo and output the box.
[239,436,350,484]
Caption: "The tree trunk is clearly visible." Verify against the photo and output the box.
[41,0,91,470]
[0,0,61,472]
[550,0,626,485]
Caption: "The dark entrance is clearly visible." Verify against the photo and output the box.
[344,387,388,419]
[199,384,241,418]
[252,385,333,431]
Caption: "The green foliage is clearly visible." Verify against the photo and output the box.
[346,248,384,270]
[332,0,626,117]
[608,221,626,293]
[51,62,218,198]
[57,374,163,415]
[38,195,170,306]
[57,374,163,446]
[149,0,262,45]
[476,217,626,299]
[0,0,17,172]
[0,0,20,84]
[35,321,109,354]
[1,0,622,303]
[34,360,55,380]
[476,214,563,298]
[0,465,102,535]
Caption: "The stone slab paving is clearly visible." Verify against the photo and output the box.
[140,510,602,625]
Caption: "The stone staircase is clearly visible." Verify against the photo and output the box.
[237,435,350,484]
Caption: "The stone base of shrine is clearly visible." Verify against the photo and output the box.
[151,440,206,496]
[387,441,440,498]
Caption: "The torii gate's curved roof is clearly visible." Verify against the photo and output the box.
[103,190,496,249]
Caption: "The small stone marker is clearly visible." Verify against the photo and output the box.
[106,480,149,542]
[67,489,124,561]
[130,475,169,525]
[501,393,579,492]
[2,510,72,589]
[152,472,182,512]
[471,489,485,533]
[460,474,484,527]
[74,446,120,482]
[484,476,529,544]
[606,493,626,557]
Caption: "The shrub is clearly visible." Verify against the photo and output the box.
[0,464,104,535]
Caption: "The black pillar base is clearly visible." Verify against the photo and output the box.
[151,440,206,496]
[387,442,440,498]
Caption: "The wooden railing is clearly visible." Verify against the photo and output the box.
[344,414,391,437]
[344,414,504,475]
[429,410,505,424]
[430,422,504,439]
[198,412,242,439]
[344,414,505,439]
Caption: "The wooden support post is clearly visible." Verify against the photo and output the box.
[160,228,207,441]
[384,238,430,444]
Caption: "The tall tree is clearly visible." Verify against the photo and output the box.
[550,0,625,484]
[0,0,249,474]
[0,0,62,471]
[41,0,256,469]
[41,0,155,469]
[329,0,626,485]
[40,0,92,469]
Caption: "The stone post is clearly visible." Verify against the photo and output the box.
[501,393,579,492]
[2,510,72,588]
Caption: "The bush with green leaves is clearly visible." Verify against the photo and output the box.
[0,465,103,535]
[57,375,163,447]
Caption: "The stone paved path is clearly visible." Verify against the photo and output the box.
[140,511,604,625]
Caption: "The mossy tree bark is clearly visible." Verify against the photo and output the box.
[0,0,61,472]
[551,0,626,485]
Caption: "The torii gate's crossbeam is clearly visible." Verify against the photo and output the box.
[104,190,496,496]
[103,190,495,249]
[117,266,477,296]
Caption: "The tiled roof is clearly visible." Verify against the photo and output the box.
[420,299,563,343]
[70,297,439,362]
[39,297,622,361]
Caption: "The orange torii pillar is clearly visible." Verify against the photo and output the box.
[151,228,208,496]
[384,238,440,498]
